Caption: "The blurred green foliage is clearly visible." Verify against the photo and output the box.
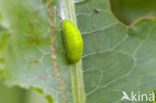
[0,80,48,103]
[111,0,156,25]
[0,80,26,103]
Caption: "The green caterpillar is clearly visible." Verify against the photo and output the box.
[62,19,83,64]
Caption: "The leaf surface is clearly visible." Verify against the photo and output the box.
[0,0,156,103]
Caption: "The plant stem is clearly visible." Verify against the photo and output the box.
[61,0,86,103]
[61,0,76,23]
[70,61,86,103]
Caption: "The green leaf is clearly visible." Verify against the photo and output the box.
[0,26,9,78]
[76,0,156,103]
[1,0,156,103]
[0,0,72,103]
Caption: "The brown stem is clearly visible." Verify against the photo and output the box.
[46,0,66,103]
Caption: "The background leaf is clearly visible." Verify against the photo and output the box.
[0,79,26,103]
[0,26,9,78]
[111,0,156,25]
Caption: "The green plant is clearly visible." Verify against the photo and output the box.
[0,0,156,103]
